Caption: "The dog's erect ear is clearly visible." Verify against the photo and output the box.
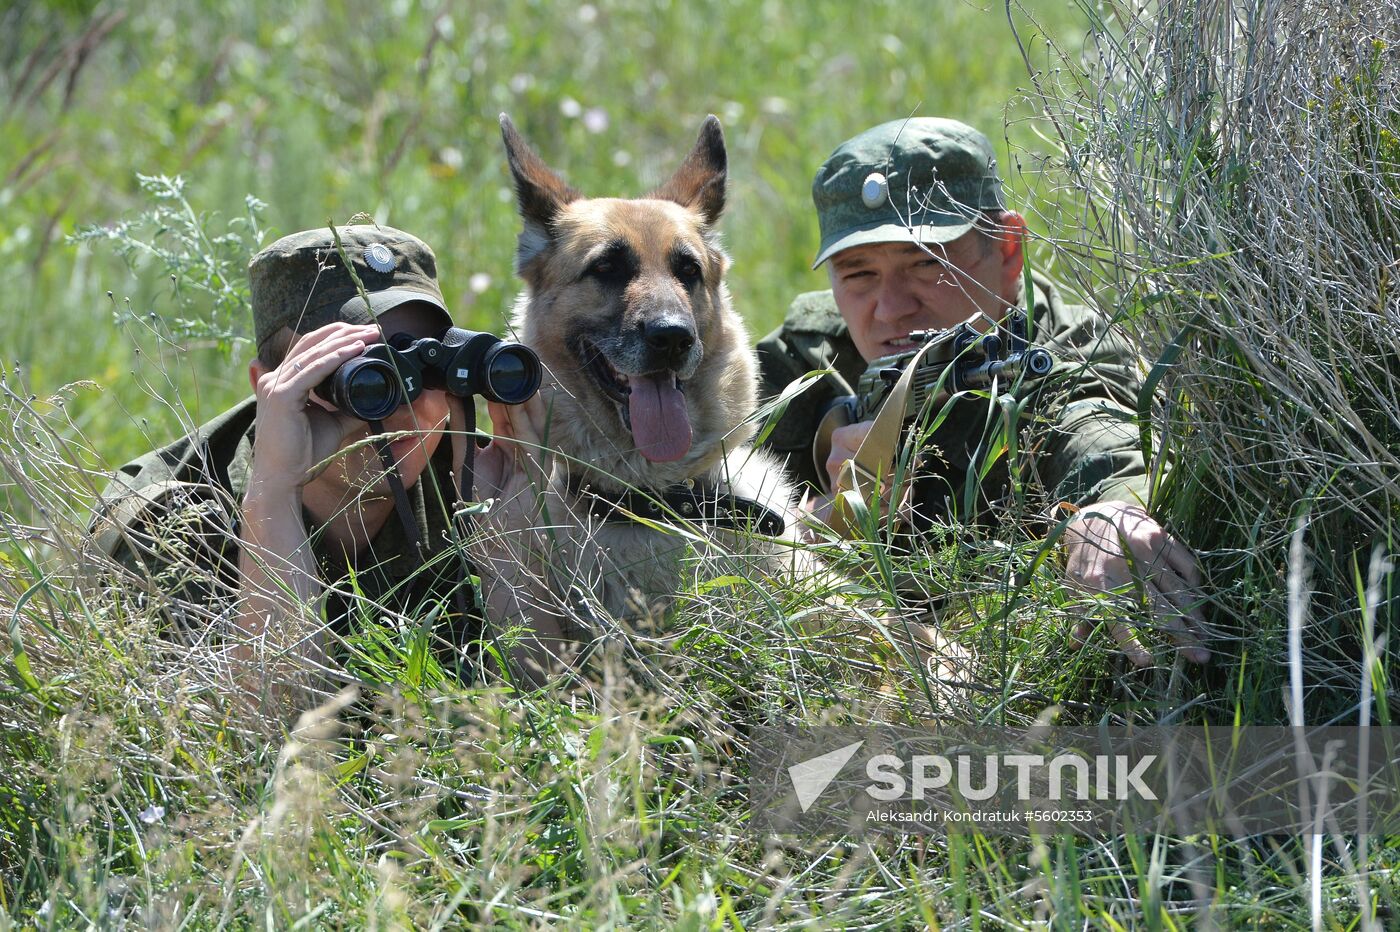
[650,115,726,226]
[500,113,581,234]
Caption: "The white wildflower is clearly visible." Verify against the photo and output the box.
[583,108,609,134]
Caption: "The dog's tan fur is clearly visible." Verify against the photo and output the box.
[485,114,804,627]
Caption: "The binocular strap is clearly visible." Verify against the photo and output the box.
[369,407,538,688]
[369,420,425,561]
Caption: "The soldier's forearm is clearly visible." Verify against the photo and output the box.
[1041,403,1154,509]
[233,476,327,690]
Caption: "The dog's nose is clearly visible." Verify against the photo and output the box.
[643,319,696,361]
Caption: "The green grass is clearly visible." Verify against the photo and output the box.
[3,0,1399,928]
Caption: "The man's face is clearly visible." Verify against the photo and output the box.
[331,302,452,495]
[827,219,1025,362]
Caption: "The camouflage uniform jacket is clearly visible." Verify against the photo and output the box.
[755,273,1155,522]
[90,397,475,646]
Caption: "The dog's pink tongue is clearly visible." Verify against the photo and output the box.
[629,373,692,462]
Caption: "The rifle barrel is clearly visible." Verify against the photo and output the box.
[907,349,1054,413]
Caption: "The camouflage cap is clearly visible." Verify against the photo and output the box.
[249,224,452,353]
[811,118,1006,269]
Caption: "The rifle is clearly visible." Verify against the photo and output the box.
[812,310,1055,488]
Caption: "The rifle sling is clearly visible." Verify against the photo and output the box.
[829,338,942,539]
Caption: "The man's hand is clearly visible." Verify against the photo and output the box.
[250,322,382,489]
[806,419,909,533]
[825,420,875,493]
[236,322,383,707]
[1062,500,1209,667]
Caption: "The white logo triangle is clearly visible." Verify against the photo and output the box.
[788,740,864,813]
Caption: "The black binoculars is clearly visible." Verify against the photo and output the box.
[317,327,542,421]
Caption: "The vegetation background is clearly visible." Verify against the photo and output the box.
[3,0,1398,927]
[3,0,1086,468]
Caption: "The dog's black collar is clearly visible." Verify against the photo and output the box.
[566,476,786,536]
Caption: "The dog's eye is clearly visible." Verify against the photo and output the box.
[673,256,703,287]
[586,258,628,285]
[584,244,638,285]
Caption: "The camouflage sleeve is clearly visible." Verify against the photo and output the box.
[754,327,836,496]
[90,479,243,633]
[1036,398,1154,508]
[1030,301,1157,508]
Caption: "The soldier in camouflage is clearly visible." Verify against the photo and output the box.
[91,225,477,704]
[755,118,1209,667]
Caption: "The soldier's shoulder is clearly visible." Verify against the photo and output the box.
[782,290,847,336]
[106,398,256,483]
[1032,275,1135,352]
[757,291,850,364]
[1032,273,1091,327]
[92,398,256,550]
[91,477,238,561]
[758,292,848,390]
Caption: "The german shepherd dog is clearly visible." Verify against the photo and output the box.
[470,114,802,651]
[474,115,956,687]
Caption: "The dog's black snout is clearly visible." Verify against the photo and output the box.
[643,318,697,363]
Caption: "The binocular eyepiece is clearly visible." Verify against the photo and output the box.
[317,327,542,421]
